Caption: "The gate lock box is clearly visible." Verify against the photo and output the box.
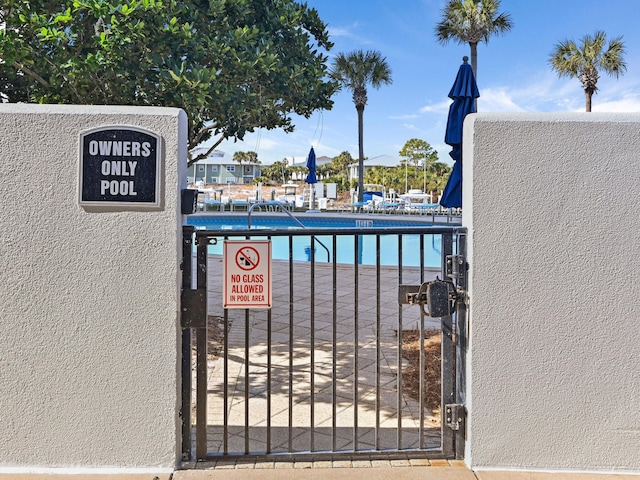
[181,188,198,214]
[405,278,454,317]
[425,279,452,317]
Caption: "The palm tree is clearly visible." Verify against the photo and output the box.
[331,50,392,202]
[549,31,627,112]
[232,151,259,165]
[435,0,513,81]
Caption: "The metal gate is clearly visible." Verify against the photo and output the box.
[180,221,467,462]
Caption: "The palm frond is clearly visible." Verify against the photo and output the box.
[600,36,627,77]
[434,0,513,45]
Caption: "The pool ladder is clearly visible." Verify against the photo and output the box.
[247,201,331,262]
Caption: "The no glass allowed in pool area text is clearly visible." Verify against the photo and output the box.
[223,240,272,309]
[78,126,162,208]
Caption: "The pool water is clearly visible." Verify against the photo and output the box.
[186,214,442,267]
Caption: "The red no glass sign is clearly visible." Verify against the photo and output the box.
[223,240,272,309]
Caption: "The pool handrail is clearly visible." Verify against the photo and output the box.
[247,201,331,262]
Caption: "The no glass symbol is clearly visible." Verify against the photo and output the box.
[236,247,260,271]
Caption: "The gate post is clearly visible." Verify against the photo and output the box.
[195,235,209,460]
[180,225,195,461]
[454,232,468,459]
[179,227,209,461]
[440,232,455,457]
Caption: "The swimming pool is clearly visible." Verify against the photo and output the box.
[186,213,444,267]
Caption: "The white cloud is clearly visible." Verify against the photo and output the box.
[477,73,567,112]
[327,23,373,47]
[477,88,520,112]
[389,114,419,120]
[419,99,451,114]
[591,89,640,112]
[474,72,640,114]
[251,137,279,151]
[328,24,358,37]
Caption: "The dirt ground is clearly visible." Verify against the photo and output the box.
[401,329,442,413]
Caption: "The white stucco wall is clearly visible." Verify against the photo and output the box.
[0,104,187,472]
[464,113,640,472]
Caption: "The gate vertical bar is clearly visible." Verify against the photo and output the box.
[288,237,294,452]
[223,309,229,454]
[440,232,455,457]
[195,235,208,460]
[244,308,250,454]
[353,234,359,450]
[332,235,338,452]
[181,226,194,461]
[222,233,230,454]
[375,235,381,450]
[310,236,316,452]
[266,307,272,454]
[266,233,274,454]
[419,235,425,449]
[455,232,467,459]
[396,235,403,449]
[244,235,251,454]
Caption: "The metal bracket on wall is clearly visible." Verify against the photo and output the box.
[446,255,467,280]
[445,403,466,431]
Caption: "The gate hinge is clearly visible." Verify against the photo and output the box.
[180,289,206,328]
[446,255,467,280]
[445,403,466,431]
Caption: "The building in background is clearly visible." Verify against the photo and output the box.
[188,147,261,185]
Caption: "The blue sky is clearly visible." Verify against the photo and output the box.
[213,0,640,165]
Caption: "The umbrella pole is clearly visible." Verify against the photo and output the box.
[309,185,315,210]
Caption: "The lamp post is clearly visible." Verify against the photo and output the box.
[404,161,408,193]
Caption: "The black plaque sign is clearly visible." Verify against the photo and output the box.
[79,126,161,207]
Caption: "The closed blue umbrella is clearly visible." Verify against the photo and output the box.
[305,146,317,184]
[305,147,318,210]
[440,57,480,209]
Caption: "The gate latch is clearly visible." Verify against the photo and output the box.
[445,403,466,431]
[405,278,462,317]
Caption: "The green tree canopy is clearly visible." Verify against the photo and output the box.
[435,0,513,80]
[399,138,438,167]
[398,138,439,193]
[0,0,337,165]
[329,151,355,178]
[259,159,291,185]
[549,30,627,112]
